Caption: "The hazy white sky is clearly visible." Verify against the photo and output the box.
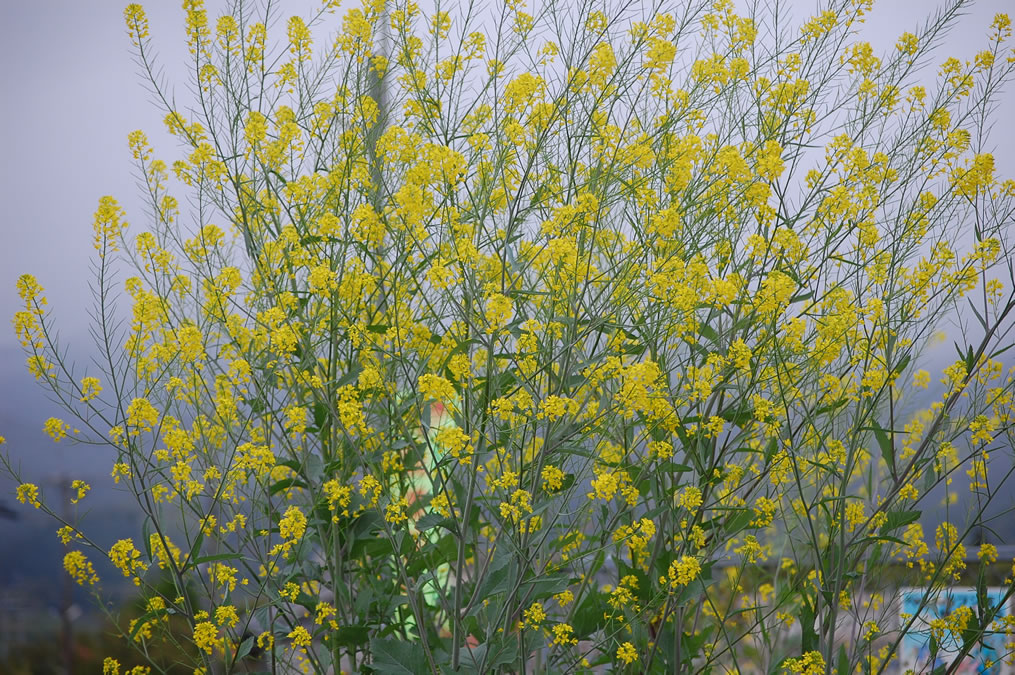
[0,0,1012,576]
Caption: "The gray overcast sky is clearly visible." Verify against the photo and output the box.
[0,0,1012,583]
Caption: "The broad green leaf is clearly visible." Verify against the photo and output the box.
[368,638,427,674]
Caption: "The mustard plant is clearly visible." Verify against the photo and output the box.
[5,0,1015,673]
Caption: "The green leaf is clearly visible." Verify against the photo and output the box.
[836,644,849,675]
[470,550,511,613]
[893,353,911,378]
[234,634,254,660]
[554,472,577,493]
[194,552,243,564]
[333,624,370,647]
[270,478,307,496]
[970,301,988,329]
[411,533,457,573]
[481,371,517,400]
[869,535,905,547]
[815,397,848,417]
[619,342,646,356]
[992,341,1015,359]
[722,508,754,535]
[521,573,572,599]
[129,607,168,640]
[312,401,328,429]
[718,405,754,427]
[244,395,266,414]
[880,509,922,534]
[674,574,710,607]
[456,643,488,673]
[368,638,428,674]
[573,590,608,636]
[458,638,519,672]
[335,367,362,388]
[141,516,154,559]
[680,625,716,662]
[186,530,205,567]
[414,512,452,532]
[800,597,817,653]
[976,571,989,625]
[698,322,720,346]
[872,422,895,472]
[924,464,936,494]
[277,459,302,472]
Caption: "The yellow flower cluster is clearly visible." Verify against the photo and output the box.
[64,551,98,586]
[43,417,70,442]
[782,651,825,674]
[193,620,220,654]
[661,555,701,589]
[270,505,307,556]
[92,196,128,254]
[16,483,41,509]
[418,374,456,402]
[523,601,545,628]
[109,539,146,583]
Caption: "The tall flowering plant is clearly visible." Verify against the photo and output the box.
[5,0,1015,672]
